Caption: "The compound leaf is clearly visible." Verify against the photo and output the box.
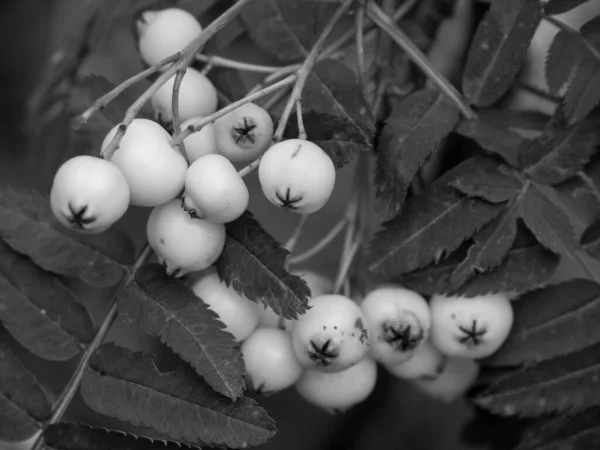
[374,88,459,220]
[215,211,310,320]
[284,59,375,168]
[582,218,600,260]
[544,0,593,15]
[0,340,51,442]
[118,263,245,400]
[0,186,134,287]
[81,344,276,448]
[463,0,542,107]
[0,240,93,361]
[544,30,584,94]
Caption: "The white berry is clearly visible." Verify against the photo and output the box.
[413,357,480,403]
[384,340,447,380]
[180,117,218,163]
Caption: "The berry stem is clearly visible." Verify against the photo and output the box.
[171,68,190,164]
[289,218,348,265]
[30,244,154,450]
[101,0,259,160]
[196,54,292,73]
[355,3,368,92]
[367,2,477,121]
[543,13,600,64]
[333,237,362,294]
[260,85,292,111]
[296,100,307,140]
[284,214,309,254]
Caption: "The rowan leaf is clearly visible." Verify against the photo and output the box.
[0,186,134,287]
[463,0,542,107]
[374,88,459,220]
[474,108,550,132]
[474,341,600,417]
[485,279,600,367]
[0,240,93,361]
[81,344,277,448]
[118,263,245,400]
[0,340,51,442]
[367,157,503,279]
[544,0,593,15]
[284,59,375,168]
[581,218,600,260]
[544,30,584,94]
[215,211,310,320]
[239,0,338,61]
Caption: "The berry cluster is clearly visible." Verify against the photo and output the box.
[49,8,336,279]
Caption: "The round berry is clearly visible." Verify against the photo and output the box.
[241,328,303,394]
[258,139,335,214]
[213,103,274,163]
[50,156,130,234]
[101,118,187,207]
[429,293,514,359]
[384,340,447,380]
[151,68,217,124]
[147,200,225,277]
[361,286,431,365]
[181,154,249,224]
[191,271,259,342]
[296,356,377,414]
[137,8,203,68]
[180,117,217,163]
[292,294,369,372]
[413,357,480,403]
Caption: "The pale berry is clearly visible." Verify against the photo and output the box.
[151,68,217,124]
[101,118,187,207]
[191,271,259,342]
[137,8,203,67]
[241,328,303,394]
[258,139,335,214]
[180,117,218,162]
[384,340,447,380]
[50,156,130,234]
[295,356,377,414]
[361,286,431,365]
[213,102,274,163]
[147,200,225,277]
[413,357,480,403]
[292,294,369,372]
[429,293,514,359]
[181,154,249,224]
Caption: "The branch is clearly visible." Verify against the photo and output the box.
[196,54,289,73]
[543,13,600,64]
[171,69,189,163]
[289,218,348,265]
[296,100,307,140]
[355,3,368,91]
[284,214,309,254]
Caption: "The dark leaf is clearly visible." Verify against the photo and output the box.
[284,59,375,168]
[82,344,277,448]
[0,340,51,442]
[519,183,578,254]
[475,108,550,131]
[554,161,600,228]
[449,156,522,202]
[544,30,584,94]
[216,211,310,320]
[485,279,600,367]
[367,157,503,278]
[118,263,245,399]
[544,0,592,15]
[474,341,600,417]
[44,423,198,450]
[0,240,93,361]
[582,218,600,260]
[463,0,543,107]
[516,406,600,449]
[524,119,600,185]
[374,88,459,220]
[0,186,135,287]
[239,0,338,61]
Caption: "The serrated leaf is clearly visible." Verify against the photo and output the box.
[463,0,542,107]
[0,240,93,361]
[215,211,310,320]
[284,59,375,168]
[449,156,522,202]
[118,263,245,399]
[0,340,51,442]
[239,0,338,61]
[485,279,600,367]
[516,406,600,449]
[544,30,584,94]
[474,341,600,417]
[81,344,276,448]
[397,243,559,297]
[0,186,135,287]
[367,157,503,278]
[374,88,460,220]
[544,0,592,15]
[44,423,197,450]
[582,218,600,261]
[475,108,550,132]
[525,119,600,185]
[554,159,600,228]
[564,57,600,125]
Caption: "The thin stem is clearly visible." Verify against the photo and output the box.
[31,244,154,450]
[260,85,291,111]
[196,54,288,73]
[76,53,180,127]
[284,215,309,253]
[367,2,477,120]
[238,157,261,177]
[171,74,296,147]
[296,100,307,140]
[543,14,600,64]
[289,218,348,265]
[517,81,560,104]
[333,238,362,294]
[355,4,367,91]
[246,66,299,96]
[171,69,189,164]
[201,63,214,76]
